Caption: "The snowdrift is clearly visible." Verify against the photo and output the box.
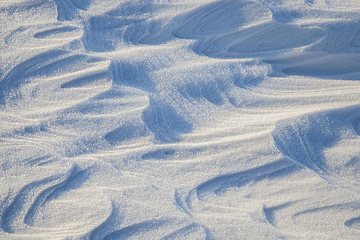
[2,0,360,239]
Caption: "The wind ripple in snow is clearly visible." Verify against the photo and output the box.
[142,99,192,143]
[272,105,360,177]
[271,106,360,233]
[3,0,360,239]
[172,0,271,39]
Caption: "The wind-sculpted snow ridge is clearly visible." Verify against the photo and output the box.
[273,106,360,175]
[2,0,360,239]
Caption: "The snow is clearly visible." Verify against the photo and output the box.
[1,0,360,239]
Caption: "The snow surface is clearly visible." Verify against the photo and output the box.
[1,0,360,239]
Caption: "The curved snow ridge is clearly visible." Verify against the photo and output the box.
[169,59,271,104]
[272,105,360,180]
[170,0,328,58]
[174,159,302,239]
[90,217,210,240]
[181,154,360,238]
[268,20,360,79]
[0,160,118,239]
[172,0,272,39]
[170,0,360,65]
[109,60,157,92]
[290,200,360,234]
[82,1,178,52]
[33,25,81,40]
[195,159,299,200]
[1,162,76,234]
[196,21,325,58]
[282,54,360,80]
[4,25,82,51]
[0,49,112,109]
[142,98,193,143]
[0,161,112,237]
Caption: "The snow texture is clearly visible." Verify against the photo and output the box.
[2,0,360,239]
